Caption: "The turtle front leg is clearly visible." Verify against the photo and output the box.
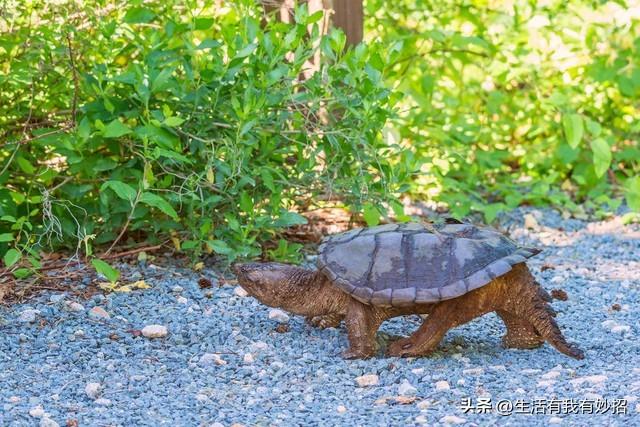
[306,312,344,329]
[342,299,384,359]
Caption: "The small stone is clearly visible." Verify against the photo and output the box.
[94,398,111,406]
[29,405,46,418]
[395,396,417,404]
[18,309,40,323]
[66,302,85,312]
[541,371,561,380]
[250,341,268,352]
[415,415,428,424]
[209,423,224,427]
[49,294,65,303]
[40,417,59,427]
[195,394,208,402]
[550,276,564,284]
[601,320,617,330]
[9,396,21,403]
[551,289,568,300]
[355,374,379,387]
[268,309,289,323]
[457,379,465,386]
[411,368,425,375]
[440,415,466,424]
[176,296,188,304]
[524,214,538,229]
[463,367,484,376]
[570,375,607,387]
[611,303,622,311]
[515,388,525,394]
[198,278,213,289]
[549,416,563,424]
[521,369,541,375]
[84,383,102,399]
[635,403,640,413]
[336,405,347,413]
[234,286,248,297]
[434,380,450,392]
[398,379,418,396]
[172,286,184,293]
[611,325,631,334]
[274,324,289,333]
[243,353,254,364]
[537,380,555,388]
[200,353,226,366]
[141,325,168,338]
[88,307,110,320]
[416,400,430,410]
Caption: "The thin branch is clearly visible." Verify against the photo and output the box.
[66,33,79,125]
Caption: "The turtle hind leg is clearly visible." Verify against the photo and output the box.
[496,310,544,349]
[306,312,344,329]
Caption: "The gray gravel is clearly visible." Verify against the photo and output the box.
[1,208,639,426]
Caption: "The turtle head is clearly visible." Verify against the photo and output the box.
[232,262,333,315]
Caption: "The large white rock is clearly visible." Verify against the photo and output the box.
[440,415,466,424]
[268,309,290,323]
[233,286,248,297]
[355,374,379,387]
[18,309,40,323]
[398,379,418,396]
[435,380,450,392]
[141,325,168,338]
[88,306,110,319]
[85,382,102,399]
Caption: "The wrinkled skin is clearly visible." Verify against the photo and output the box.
[233,262,584,360]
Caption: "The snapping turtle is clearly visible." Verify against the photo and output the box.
[233,222,583,360]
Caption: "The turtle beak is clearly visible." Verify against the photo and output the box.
[231,262,243,276]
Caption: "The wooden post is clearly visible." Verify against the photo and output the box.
[331,0,363,46]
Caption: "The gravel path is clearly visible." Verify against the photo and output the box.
[1,209,639,426]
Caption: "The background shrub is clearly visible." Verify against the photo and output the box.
[0,0,411,276]
[367,0,640,221]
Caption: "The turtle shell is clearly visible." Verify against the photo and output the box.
[317,222,540,307]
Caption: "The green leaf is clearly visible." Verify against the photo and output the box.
[274,211,307,228]
[152,147,193,164]
[624,176,640,211]
[362,204,381,226]
[239,192,253,213]
[590,138,611,178]
[13,268,31,279]
[0,233,13,242]
[16,157,35,174]
[195,17,214,30]
[103,120,131,138]
[163,116,184,127]
[101,180,137,203]
[139,192,178,220]
[234,43,257,59]
[562,114,584,149]
[206,240,232,255]
[78,116,91,140]
[3,248,20,267]
[91,258,120,283]
[124,7,156,24]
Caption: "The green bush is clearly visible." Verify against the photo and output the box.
[367,0,640,221]
[0,1,411,276]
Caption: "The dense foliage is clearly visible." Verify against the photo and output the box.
[2,0,640,278]
[367,0,640,221]
[0,0,409,276]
